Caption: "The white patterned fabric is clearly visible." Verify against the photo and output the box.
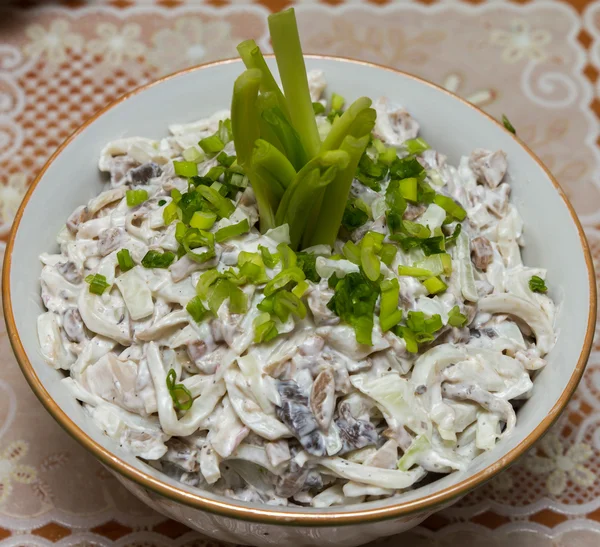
[1,1,600,544]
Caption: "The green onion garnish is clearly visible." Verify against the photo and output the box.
[361,231,384,281]
[422,276,448,295]
[163,202,179,224]
[173,161,199,178]
[186,296,209,323]
[379,278,403,332]
[126,189,148,207]
[404,137,430,155]
[264,267,305,296]
[215,219,250,243]
[158,199,166,206]
[398,178,418,202]
[433,194,467,221]
[398,265,434,278]
[141,250,175,269]
[448,305,468,327]
[380,243,398,267]
[254,312,279,343]
[196,185,235,218]
[502,114,516,135]
[85,273,110,295]
[182,146,204,163]
[259,245,279,268]
[190,211,217,230]
[166,369,193,411]
[529,275,548,293]
[312,102,326,115]
[199,134,225,154]
[116,249,134,272]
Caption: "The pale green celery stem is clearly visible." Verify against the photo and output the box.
[252,139,297,189]
[248,167,277,233]
[231,68,262,168]
[308,135,370,247]
[237,40,291,121]
[268,8,321,159]
[285,167,339,250]
[321,97,373,152]
[276,150,350,226]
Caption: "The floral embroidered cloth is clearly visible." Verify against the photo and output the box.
[1,1,600,545]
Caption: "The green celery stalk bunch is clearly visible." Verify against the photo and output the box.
[231,8,375,249]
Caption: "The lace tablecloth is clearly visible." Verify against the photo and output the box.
[1,1,600,545]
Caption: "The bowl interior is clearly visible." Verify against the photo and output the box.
[5,57,594,519]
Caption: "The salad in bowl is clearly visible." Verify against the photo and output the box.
[36,9,556,508]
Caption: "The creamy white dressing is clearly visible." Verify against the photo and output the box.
[37,70,556,507]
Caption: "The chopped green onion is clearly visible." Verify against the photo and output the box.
[196,185,235,218]
[404,138,430,155]
[263,266,305,296]
[158,199,167,206]
[198,134,225,154]
[272,290,307,322]
[216,152,236,167]
[162,201,179,225]
[186,296,209,323]
[171,189,182,203]
[379,147,397,165]
[342,240,361,264]
[141,250,175,268]
[342,200,369,231]
[295,252,320,283]
[448,305,468,327]
[126,189,148,207]
[166,369,193,411]
[173,161,199,178]
[277,243,297,269]
[433,194,467,221]
[414,253,452,277]
[398,178,418,202]
[529,275,548,293]
[238,251,268,283]
[190,210,217,230]
[502,114,516,134]
[292,279,309,298]
[331,93,345,112]
[254,312,278,343]
[390,156,424,180]
[116,249,134,272]
[259,245,279,268]
[215,219,250,243]
[380,243,397,267]
[361,231,384,282]
[85,273,110,295]
[327,271,379,345]
[182,228,216,264]
[423,276,447,295]
[182,146,204,163]
[379,278,402,332]
[207,166,226,182]
[196,269,221,298]
[312,102,326,115]
[397,326,418,353]
[208,279,247,314]
[398,265,434,278]
[402,221,431,239]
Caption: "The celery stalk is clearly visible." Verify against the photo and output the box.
[248,167,277,233]
[237,39,291,121]
[321,97,374,152]
[308,135,371,247]
[231,69,262,168]
[268,8,321,159]
[252,139,297,189]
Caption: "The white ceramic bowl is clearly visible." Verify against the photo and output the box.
[3,57,596,547]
